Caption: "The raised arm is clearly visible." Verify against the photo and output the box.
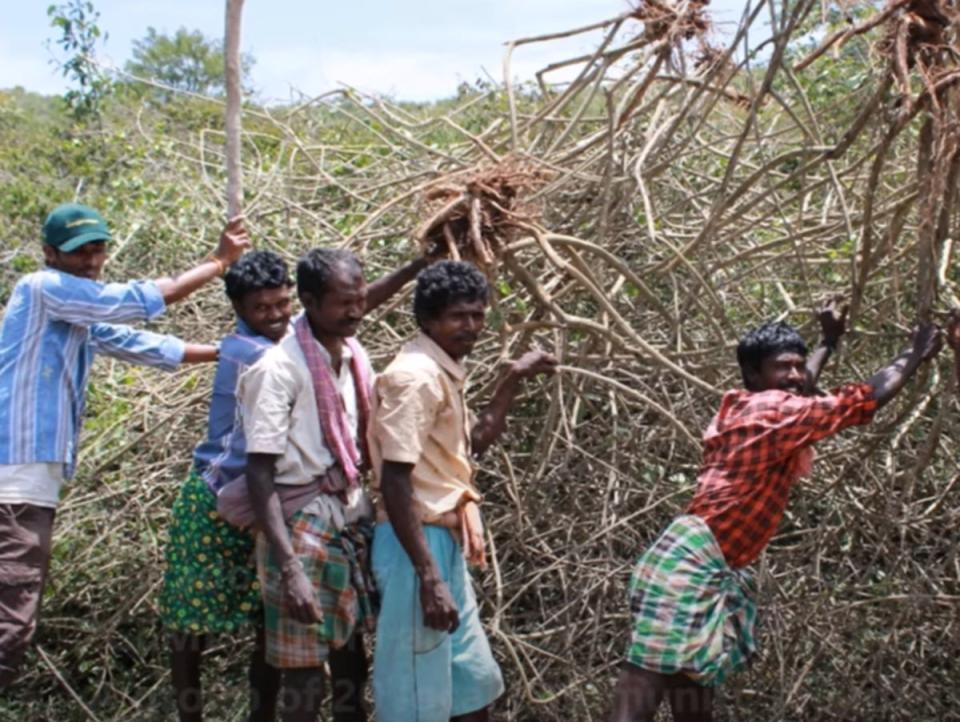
[152,217,250,305]
[364,257,429,314]
[471,350,558,457]
[42,218,250,326]
[866,322,942,409]
[804,298,847,393]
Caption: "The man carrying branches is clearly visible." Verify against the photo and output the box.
[368,260,557,722]
[610,301,943,722]
[0,203,249,687]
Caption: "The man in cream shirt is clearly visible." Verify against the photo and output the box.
[368,260,557,722]
[240,248,382,722]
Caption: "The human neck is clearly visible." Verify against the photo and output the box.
[309,319,345,370]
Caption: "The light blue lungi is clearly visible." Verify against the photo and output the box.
[372,522,504,721]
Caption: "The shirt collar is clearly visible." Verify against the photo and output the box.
[235,318,257,337]
[410,331,467,383]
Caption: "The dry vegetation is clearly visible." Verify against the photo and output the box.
[1,0,959,720]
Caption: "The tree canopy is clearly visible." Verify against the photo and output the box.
[124,26,254,96]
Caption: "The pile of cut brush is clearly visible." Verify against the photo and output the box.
[4,1,959,720]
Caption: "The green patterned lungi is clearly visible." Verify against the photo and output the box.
[625,514,757,686]
[159,469,261,634]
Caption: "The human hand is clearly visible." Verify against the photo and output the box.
[947,310,960,352]
[419,577,459,632]
[910,322,943,363]
[215,216,251,266]
[281,560,323,624]
[510,349,559,379]
[817,296,848,346]
[459,501,487,570]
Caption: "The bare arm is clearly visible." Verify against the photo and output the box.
[866,323,942,409]
[471,350,558,457]
[364,257,429,314]
[381,460,460,632]
[152,217,250,305]
[805,298,847,393]
[247,452,321,623]
[181,344,218,364]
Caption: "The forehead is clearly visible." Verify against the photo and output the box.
[66,241,107,255]
[440,300,487,314]
[323,265,365,296]
[763,350,806,366]
[240,285,291,306]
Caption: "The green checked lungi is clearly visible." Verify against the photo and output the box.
[256,495,378,669]
[625,514,757,687]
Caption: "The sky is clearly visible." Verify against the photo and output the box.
[3,0,751,103]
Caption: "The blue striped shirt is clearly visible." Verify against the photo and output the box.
[0,269,185,477]
[193,319,276,492]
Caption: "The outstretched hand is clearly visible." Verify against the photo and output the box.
[947,310,960,352]
[910,322,943,363]
[510,349,559,379]
[817,296,848,345]
[215,215,251,266]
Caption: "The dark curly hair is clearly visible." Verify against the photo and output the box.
[736,320,808,387]
[223,250,292,302]
[413,260,489,328]
[296,248,363,299]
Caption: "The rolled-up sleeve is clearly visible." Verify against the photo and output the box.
[41,272,166,325]
[373,369,442,465]
[89,323,185,370]
[239,356,296,455]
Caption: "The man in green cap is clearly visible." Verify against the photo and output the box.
[0,203,250,687]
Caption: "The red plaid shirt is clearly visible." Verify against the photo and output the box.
[687,383,877,568]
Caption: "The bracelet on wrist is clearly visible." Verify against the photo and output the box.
[280,557,303,578]
[205,254,227,277]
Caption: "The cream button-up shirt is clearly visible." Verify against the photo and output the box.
[368,331,481,522]
[238,331,370,486]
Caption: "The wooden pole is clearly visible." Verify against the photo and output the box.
[224,0,245,219]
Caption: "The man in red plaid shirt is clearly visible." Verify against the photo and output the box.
[610,303,943,722]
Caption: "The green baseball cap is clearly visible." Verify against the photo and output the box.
[42,203,112,252]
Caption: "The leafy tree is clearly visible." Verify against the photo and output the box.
[47,0,111,120]
[124,27,254,97]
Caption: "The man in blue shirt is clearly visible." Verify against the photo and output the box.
[160,249,433,722]
[0,202,249,687]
